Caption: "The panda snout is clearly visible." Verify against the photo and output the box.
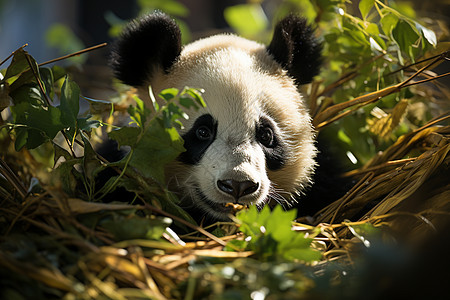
[217,179,259,200]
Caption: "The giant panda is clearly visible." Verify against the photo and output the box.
[110,12,323,221]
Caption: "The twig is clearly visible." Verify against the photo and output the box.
[144,203,228,247]
[415,113,450,133]
[398,52,448,88]
[401,72,450,88]
[38,43,107,67]
[317,53,385,98]
[342,157,416,177]
[387,50,450,76]
[313,84,400,128]
[313,52,449,129]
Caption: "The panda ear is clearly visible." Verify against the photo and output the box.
[267,15,322,85]
[110,12,182,87]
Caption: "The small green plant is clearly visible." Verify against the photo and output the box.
[228,205,322,263]
[1,48,99,151]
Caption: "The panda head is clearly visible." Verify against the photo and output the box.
[111,12,322,220]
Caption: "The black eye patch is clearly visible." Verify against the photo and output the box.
[256,116,286,171]
[178,114,217,165]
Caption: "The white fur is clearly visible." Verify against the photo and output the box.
[140,34,316,220]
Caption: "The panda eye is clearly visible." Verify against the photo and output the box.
[257,126,275,148]
[196,125,212,141]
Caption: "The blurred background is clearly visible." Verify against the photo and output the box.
[1,0,448,62]
[0,0,250,63]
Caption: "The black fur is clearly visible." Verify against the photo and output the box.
[297,132,355,217]
[178,114,218,165]
[267,15,322,85]
[256,116,286,171]
[110,12,182,86]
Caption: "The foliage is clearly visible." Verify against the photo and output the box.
[226,206,322,263]
[2,48,98,151]
[225,0,445,168]
[0,0,449,299]
[108,87,205,184]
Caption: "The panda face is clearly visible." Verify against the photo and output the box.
[111,13,321,221]
[152,36,316,220]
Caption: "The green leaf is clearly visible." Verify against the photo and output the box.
[53,143,73,165]
[265,205,296,242]
[415,22,437,46]
[39,67,54,100]
[129,122,185,182]
[359,0,374,20]
[51,65,67,82]
[59,76,80,129]
[365,22,379,36]
[108,127,140,148]
[392,20,421,60]
[14,127,30,151]
[6,50,45,105]
[237,205,261,237]
[159,88,179,101]
[52,158,80,194]
[164,102,188,128]
[178,95,197,110]
[183,88,206,108]
[128,96,151,128]
[81,134,102,184]
[342,19,369,47]
[3,48,32,85]
[283,247,322,262]
[235,205,320,262]
[380,13,399,36]
[77,117,101,132]
[9,84,43,105]
[158,191,198,229]
[0,76,10,111]
[369,37,384,52]
[11,102,65,150]
[346,222,383,247]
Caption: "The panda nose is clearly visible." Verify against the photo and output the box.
[217,179,259,200]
